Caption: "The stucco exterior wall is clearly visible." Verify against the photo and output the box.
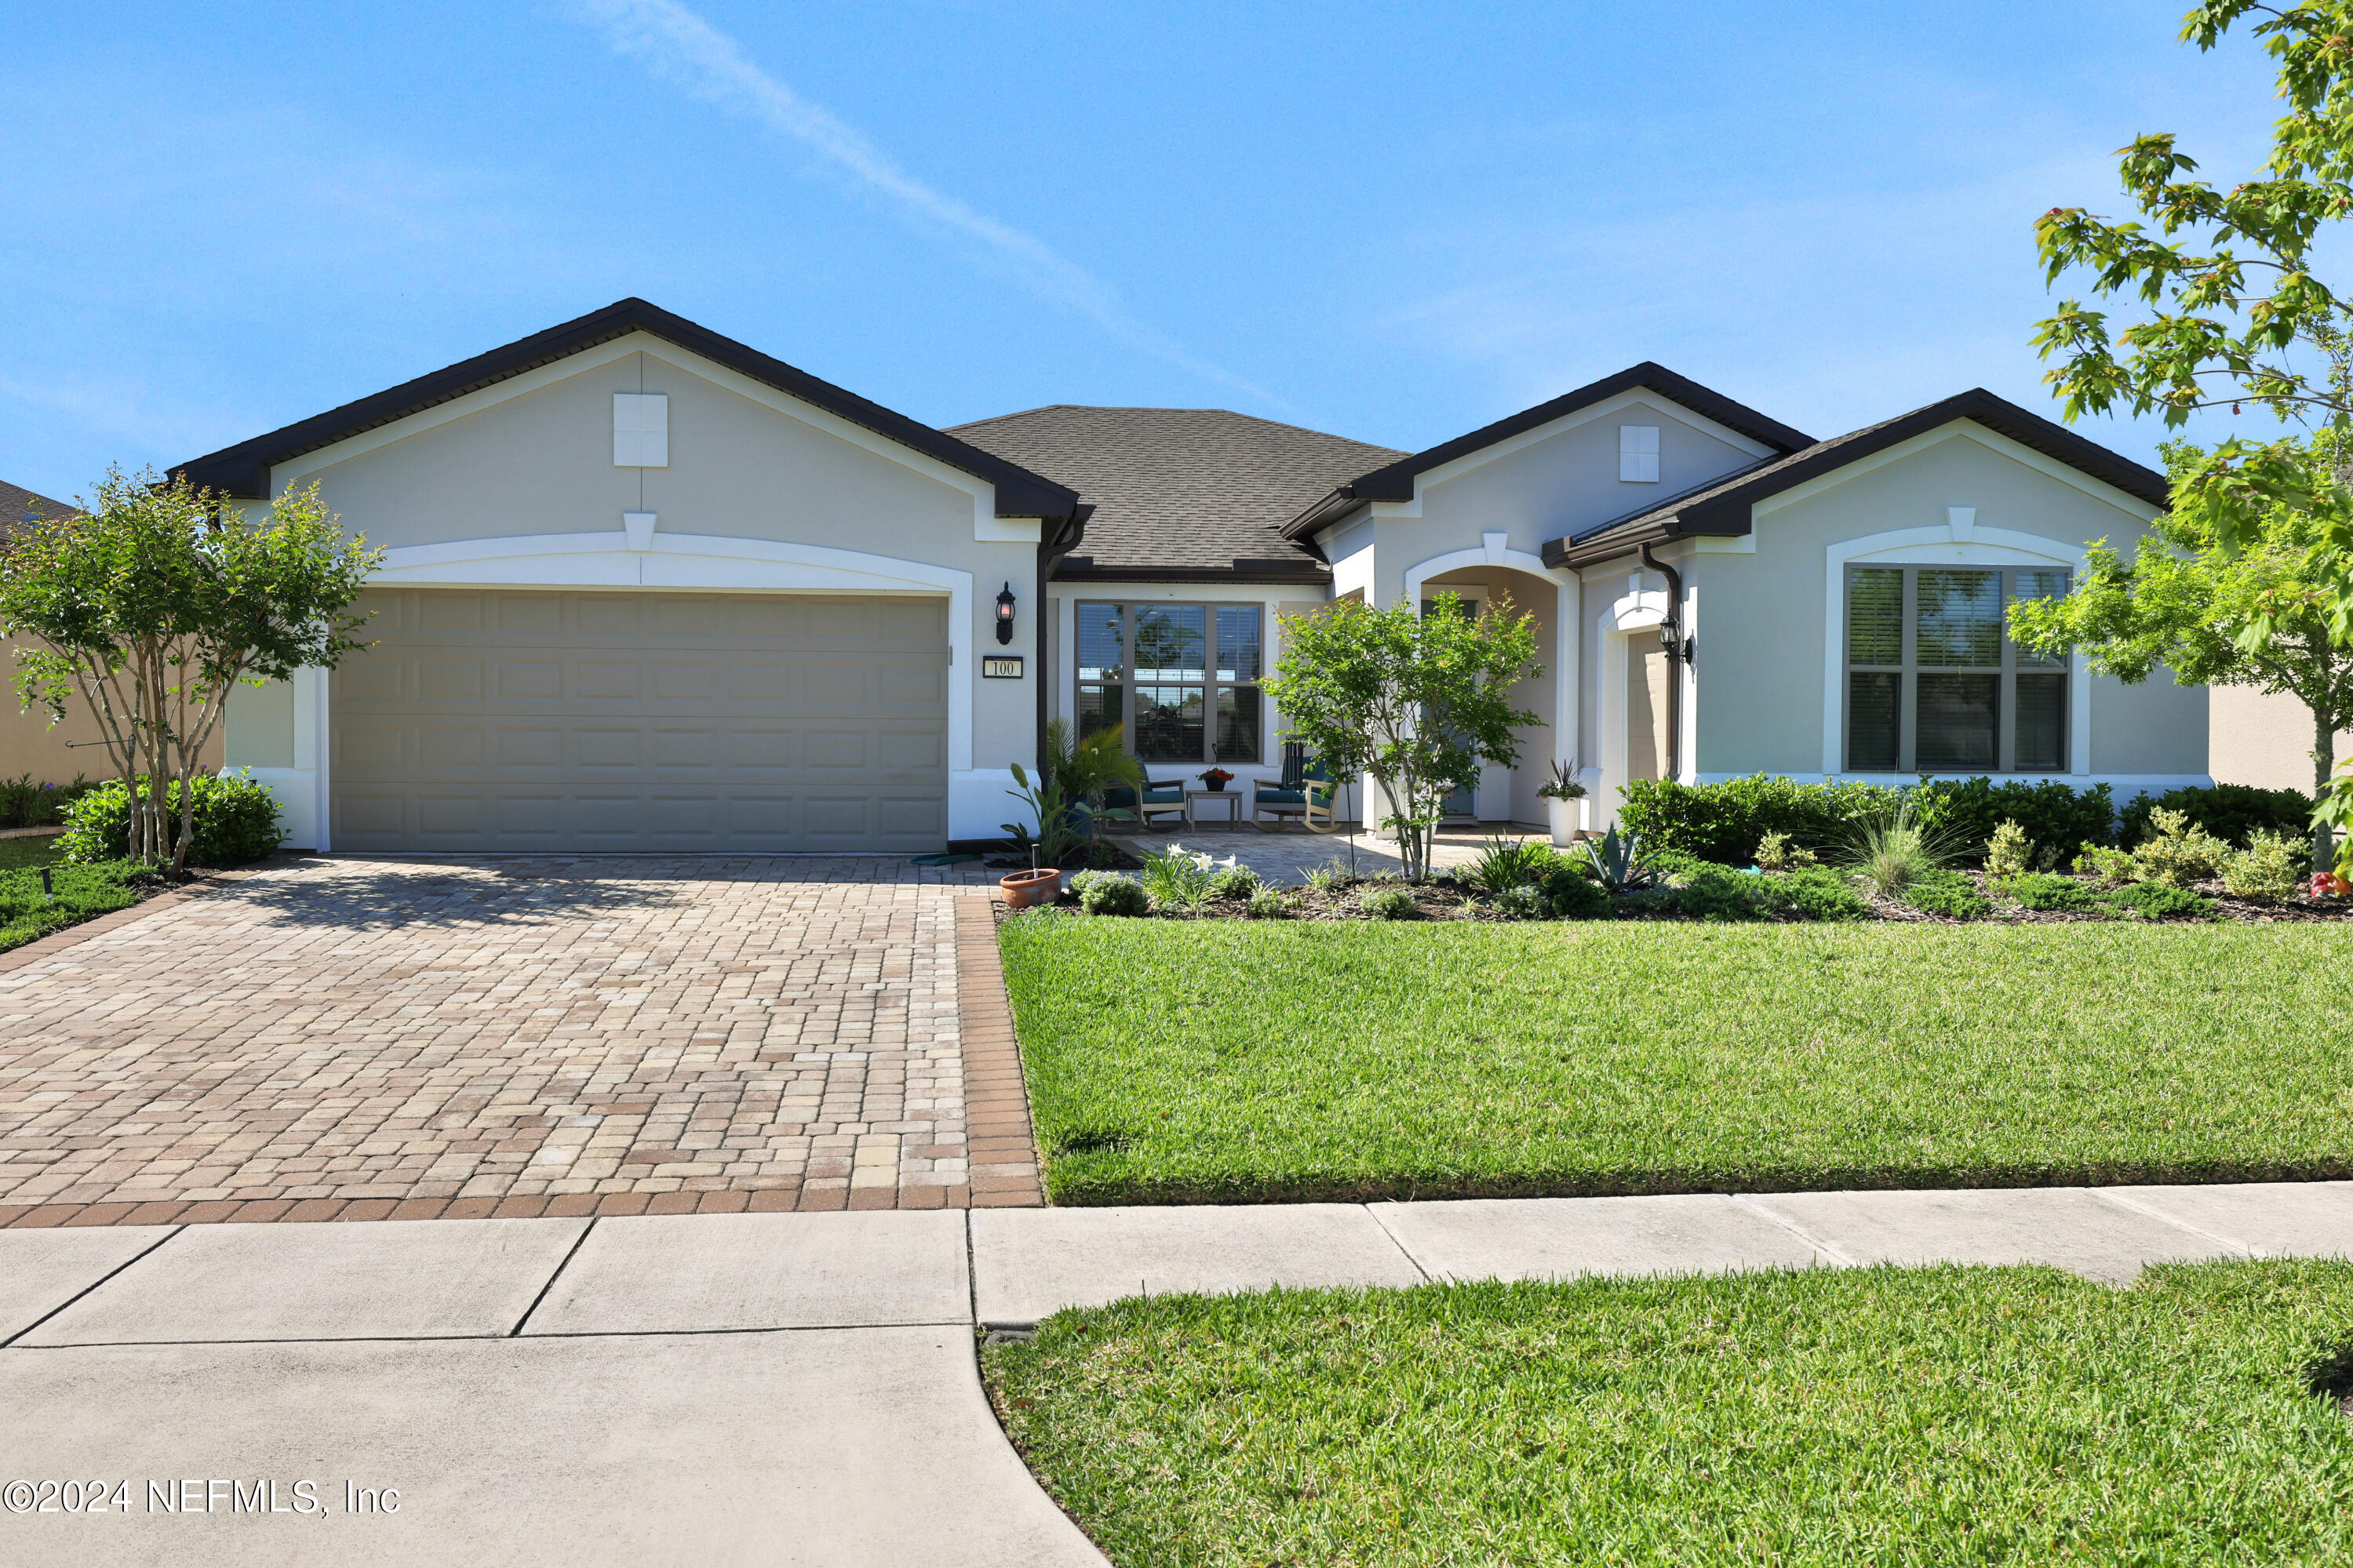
[2211,684,2345,796]
[1424,566,1557,822]
[1684,422,2205,786]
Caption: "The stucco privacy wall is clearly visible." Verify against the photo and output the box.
[2211,685,2348,795]
[2,635,226,784]
[1692,421,2206,787]
[224,333,1044,845]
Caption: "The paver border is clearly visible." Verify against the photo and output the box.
[956,893,1046,1208]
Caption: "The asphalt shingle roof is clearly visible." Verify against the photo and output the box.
[0,478,75,544]
[948,406,1406,579]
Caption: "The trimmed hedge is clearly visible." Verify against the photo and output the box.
[56,773,286,868]
[1619,774,2118,867]
[2118,784,2313,850]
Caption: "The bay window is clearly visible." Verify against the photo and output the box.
[1075,601,1263,765]
[1845,565,2069,773]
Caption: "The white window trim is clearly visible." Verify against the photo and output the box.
[1070,596,1269,768]
[1822,524,2090,777]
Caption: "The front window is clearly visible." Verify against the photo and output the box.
[1845,565,2069,773]
[1076,601,1262,764]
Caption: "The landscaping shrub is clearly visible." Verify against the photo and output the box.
[2103,882,2218,921]
[2220,830,2307,902]
[2007,872,2101,913]
[1836,800,1955,897]
[1077,873,1150,918]
[1983,820,2035,879]
[1752,829,1816,871]
[1492,883,1553,921]
[1534,866,1612,920]
[2119,783,2314,850]
[1244,887,1288,919]
[0,773,100,831]
[1756,866,1871,922]
[1905,868,1993,922]
[1204,866,1261,900]
[2130,807,2229,888]
[1360,886,1419,920]
[2074,842,2140,886]
[1929,777,2116,864]
[1462,837,1563,895]
[56,773,284,867]
[1675,868,1765,922]
[1138,847,1217,910]
[1641,847,1717,886]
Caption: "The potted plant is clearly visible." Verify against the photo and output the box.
[1000,764,1087,907]
[1537,759,1587,847]
[1197,766,1236,792]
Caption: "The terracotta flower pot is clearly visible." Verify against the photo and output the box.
[1000,868,1062,908]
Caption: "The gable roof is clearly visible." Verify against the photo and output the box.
[0,478,75,544]
[949,406,1404,582]
[171,298,1081,518]
[1543,387,2169,569]
[1282,362,1815,540]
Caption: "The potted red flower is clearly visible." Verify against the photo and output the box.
[1198,767,1236,792]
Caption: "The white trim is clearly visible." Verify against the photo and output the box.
[977,515,1042,544]
[1822,526,2091,778]
[1368,390,1779,518]
[1756,420,2162,523]
[370,531,975,773]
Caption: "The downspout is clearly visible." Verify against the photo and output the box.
[1637,540,1685,784]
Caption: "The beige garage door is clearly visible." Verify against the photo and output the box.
[331,588,950,853]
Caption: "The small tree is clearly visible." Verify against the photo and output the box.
[0,467,380,873]
[1263,592,1541,880]
[2011,439,2353,869]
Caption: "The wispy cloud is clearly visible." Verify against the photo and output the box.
[567,0,1290,412]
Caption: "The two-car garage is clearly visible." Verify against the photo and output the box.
[328,588,952,854]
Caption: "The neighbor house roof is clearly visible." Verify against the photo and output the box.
[1543,387,2169,569]
[171,298,1082,518]
[1283,362,1815,540]
[0,478,75,544]
[949,406,1406,582]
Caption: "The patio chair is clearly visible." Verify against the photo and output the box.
[1252,744,1339,832]
[1099,768,1186,827]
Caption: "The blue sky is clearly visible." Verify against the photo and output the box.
[0,1,2300,503]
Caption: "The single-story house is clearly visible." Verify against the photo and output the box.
[169,298,2213,853]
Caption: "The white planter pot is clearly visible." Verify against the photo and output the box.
[1546,797,1579,848]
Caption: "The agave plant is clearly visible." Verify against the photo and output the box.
[1579,827,1658,894]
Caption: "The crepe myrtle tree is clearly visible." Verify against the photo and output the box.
[1264,591,1540,881]
[0,467,380,874]
[2033,1,2353,842]
[2012,439,2353,869]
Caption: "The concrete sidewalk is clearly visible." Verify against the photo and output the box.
[3,1181,2348,1564]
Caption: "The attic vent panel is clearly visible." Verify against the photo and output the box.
[614,393,669,467]
[1619,424,1660,482]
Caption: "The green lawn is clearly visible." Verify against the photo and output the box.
[0,834,64,871]
[982,1261,2353,1566]
[0,859,147,954]
[999,918,2353,1204]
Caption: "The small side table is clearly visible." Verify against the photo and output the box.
[1184,788,1244,827]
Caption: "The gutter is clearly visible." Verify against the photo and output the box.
[1035,504,1094,769]
[1637,540,1688,784]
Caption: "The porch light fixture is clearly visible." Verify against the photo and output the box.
[1657,615,1692,666]
[995,582,1017,645]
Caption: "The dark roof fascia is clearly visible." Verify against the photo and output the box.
[1542,388,2169,571]
[1284,362,1814,540]
[171,298,1081,517]
[1051,559,1333,587]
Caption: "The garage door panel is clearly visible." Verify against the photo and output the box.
[331,589,949,853]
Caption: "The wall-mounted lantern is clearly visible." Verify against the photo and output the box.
[995,582,1017,646]
[1657,615,1693,666]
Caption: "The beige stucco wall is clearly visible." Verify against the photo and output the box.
[2,635,226,784]
[2210,684,2345,795]
[1684,422,2205,782]
[1424,565,1558,822]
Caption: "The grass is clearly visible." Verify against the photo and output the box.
[998,917,2353,1203]
[981,1261,2353,1566]
[0,858,148,954]
[0,834,65,871]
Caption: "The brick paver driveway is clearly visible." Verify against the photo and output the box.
[0,857,1037,1226]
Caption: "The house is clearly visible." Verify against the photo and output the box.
[173,298,2208,853]
[2210,687,2345,799]
[2,479,231,785]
